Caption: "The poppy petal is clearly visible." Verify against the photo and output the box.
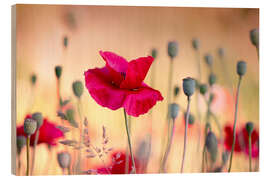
[99,51,128,85]
[120,56,154,89]
[123,84,163,117]
[84,67,127,110]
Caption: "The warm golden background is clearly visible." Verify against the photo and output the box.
[15,4,259,175]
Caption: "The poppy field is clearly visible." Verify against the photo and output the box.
[13,4,259,175]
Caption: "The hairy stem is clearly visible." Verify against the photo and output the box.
[123,109,136,174]
[125,115,131,173]
[181,96,191,173]
[228,76,242,172]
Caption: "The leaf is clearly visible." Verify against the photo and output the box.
[56,125,70,133]
[60,97,70,107]
[59,140,78,146]
[57,111,67,120]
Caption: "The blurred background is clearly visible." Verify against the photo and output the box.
[15,4,259,175]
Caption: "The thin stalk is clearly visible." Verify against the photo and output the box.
[195,50,202,154]
[123,109,136,174]
[31,129,40,175]
[248,134,252,172]
[75,98,83,174]
[256,46,259,60]
[228,76,242,172]
[180,96,191,173]
[125,115,131,173]
[26,135,30,176]
[160,117,175,172]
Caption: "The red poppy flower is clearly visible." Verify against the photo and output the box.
[95,151,141,174]
[17,114,64,146]
[224,124,259,158]
[84,51,163,117]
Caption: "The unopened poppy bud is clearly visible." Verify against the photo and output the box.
[32,112,43,129]
[250,29,259,47]
[184,112,195,125]
[17,136,26,155]
[205,131,218,162]
[72,80,84,98]
[245,122,254,135]
[208,73,217,86]
[57,152,71,169]
[31,74,37,85]
[183,77,196,97]
[168,41,179,59]
[237,61,247,77]
[169,103,180,119]
[174,86,180,97]
[192,38,200,50]
[218,48,225,58]
[204,54,213,67]
[24,118,37,135]
[55,66,62,79]
[63,36,68,48]
[151,48,158,59]
[199,84,208,95]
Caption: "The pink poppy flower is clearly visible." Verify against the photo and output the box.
[84,51,163,117]
[95,151,141,174]
[224,124,259,158]
[17,114,64,146]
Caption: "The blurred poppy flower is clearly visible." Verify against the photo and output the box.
[17,114,64,146]
[224,124,259,158]
[95,151,141,174]
[84,51,163,117]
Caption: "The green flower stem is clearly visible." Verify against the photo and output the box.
[181,96,191,173]
[256,46,259,60]
[26,135,30,176]
[160,117,176,172]
[159,59,174,169]
[248,134,252,172]
[125,115,131,174]
[195,50,202,154]
[201,111,211,172]
[30,129,40,175]
[123,109,136,174]
[228,76,242,172]
[75,98,83,174]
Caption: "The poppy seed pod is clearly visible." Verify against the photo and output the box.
[250,29,259,47]
[169,103,180,120]
[31,74,37,85]
[24,118,37,135]
[218,48,225,58]
[57,152,71,169]
[32,112,43,129]
[55,66,62,79]
[72,80,84,98]
[199,84,208,95]
[17,136,26,154]
[192,38,200,50]
[63,36,68,48]
[246,122,254,135]
[183,77,196,97]
[208,73,217,86]
[151,48,158,59]
[184,112,195,125]
[237,61,247,76]
[174,86,180,97]
[205,131,218,162]
[204,54,213,67]
[168,41,179,59]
